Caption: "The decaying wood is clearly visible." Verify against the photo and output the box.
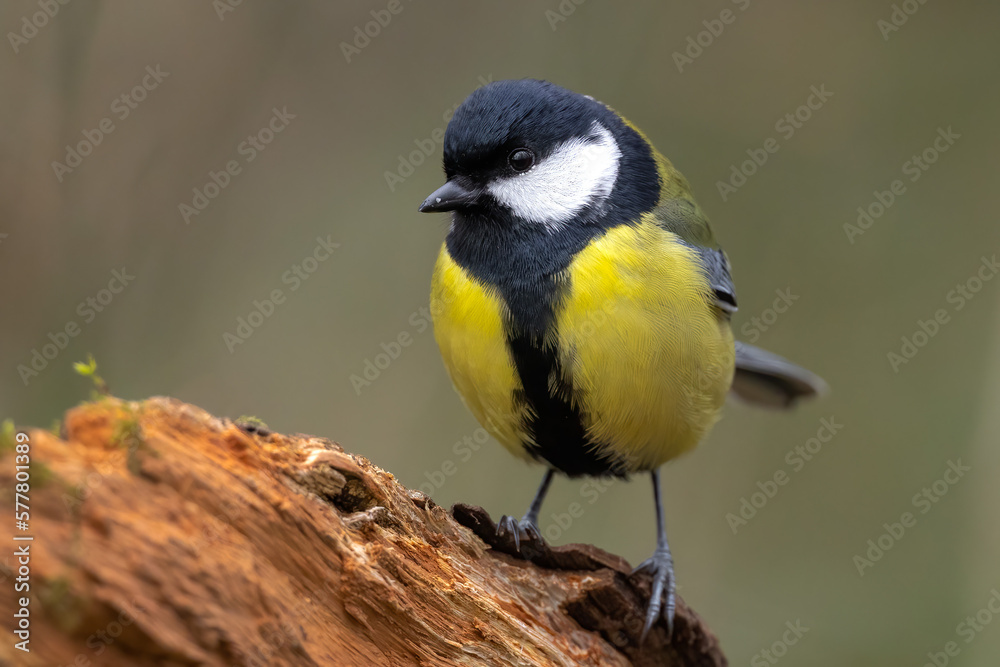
[0,397,727,666]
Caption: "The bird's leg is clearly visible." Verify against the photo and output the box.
[497,468,554,558]
[632,468,676,643]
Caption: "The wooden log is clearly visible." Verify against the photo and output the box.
[0,397,727,666]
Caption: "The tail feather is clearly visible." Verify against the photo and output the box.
[730,342,827,409]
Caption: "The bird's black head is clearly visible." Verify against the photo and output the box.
[419,79,659,231]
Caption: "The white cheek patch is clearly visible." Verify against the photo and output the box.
[487,121,621,230]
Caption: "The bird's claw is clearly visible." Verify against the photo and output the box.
[631,547,676,643]
[496,514,545,559]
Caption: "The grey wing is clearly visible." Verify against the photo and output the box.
[651,200,823,408]
[731,341,828,409]
[653,198,738,313]
[695,246,738,314]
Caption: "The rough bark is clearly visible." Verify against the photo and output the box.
[0,397,727,666]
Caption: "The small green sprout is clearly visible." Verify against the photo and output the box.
[73,354,109,398]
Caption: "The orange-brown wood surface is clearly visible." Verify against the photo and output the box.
[0,397,727,666]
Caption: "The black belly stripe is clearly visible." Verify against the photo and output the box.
[446,212,632,477]
[507,329,628,477]
[442,115,661,478]
[433,99,670,476]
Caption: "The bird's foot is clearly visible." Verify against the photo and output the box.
[632,546,676,643]
[496,514,546,559]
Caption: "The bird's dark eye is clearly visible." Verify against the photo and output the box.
[508,148,534,172]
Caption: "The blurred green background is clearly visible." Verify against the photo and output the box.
[2,1,999,664]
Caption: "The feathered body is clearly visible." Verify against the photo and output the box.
[429,81,736,477]
[420,79,824,641]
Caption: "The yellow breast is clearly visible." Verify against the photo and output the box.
[430,249,533,460]
[431,218,734,473]
[552,218,735,470]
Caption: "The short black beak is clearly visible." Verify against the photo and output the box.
[418,180,481,213]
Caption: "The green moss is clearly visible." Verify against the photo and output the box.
[30,461,56,488]
[111,406,153,475]
[0,419,15,453]
[112,415,142,450]
[235,415,269,430]
[37,576,83,632]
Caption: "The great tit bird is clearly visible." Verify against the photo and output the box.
[419,79,825,642]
